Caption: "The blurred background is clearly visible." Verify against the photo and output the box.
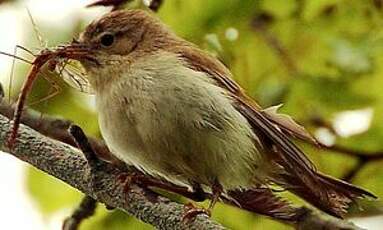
[0,0,383,229]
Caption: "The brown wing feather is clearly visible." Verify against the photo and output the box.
[174,44,245,97]
[174,44,316,175]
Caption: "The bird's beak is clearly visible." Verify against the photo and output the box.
[57,40,99,66]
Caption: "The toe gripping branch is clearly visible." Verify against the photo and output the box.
[68,125,104,173]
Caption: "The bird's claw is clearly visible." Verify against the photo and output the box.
[182,203,211,223]
[117,172,144,193]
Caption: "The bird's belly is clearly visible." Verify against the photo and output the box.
[94,56,266,189]
[99,95,265,190]
[98,106,202,188]
[97,103,150,172]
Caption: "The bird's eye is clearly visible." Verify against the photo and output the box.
[100,33,115,47]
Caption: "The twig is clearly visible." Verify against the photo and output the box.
[342,159,369,182]
[320,144,383,182]
[309,117,383,160]
[62,196,97,230]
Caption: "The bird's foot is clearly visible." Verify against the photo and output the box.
[182,203,211,222]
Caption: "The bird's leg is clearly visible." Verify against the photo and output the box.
[182,179,223,221]
[208,181,223,213]
[117,171,145,193]
[117,172,212,204]
[68,125,107,193]
[190,182,207,202]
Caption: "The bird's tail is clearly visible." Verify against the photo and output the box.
[227,173,376,220]
[273,170,376,218]
[234,102,376,217]
[227,187,305,222]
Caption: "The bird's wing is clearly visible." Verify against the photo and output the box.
[175,46,317,175]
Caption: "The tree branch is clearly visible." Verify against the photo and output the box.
[63,196,98,230]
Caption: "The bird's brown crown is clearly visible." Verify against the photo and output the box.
[79,9,179,57]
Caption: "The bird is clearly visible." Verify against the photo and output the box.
[71,9,375,219]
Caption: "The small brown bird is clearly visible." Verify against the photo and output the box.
[71,9,375,218]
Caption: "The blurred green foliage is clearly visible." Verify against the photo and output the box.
[2,0,383,229]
